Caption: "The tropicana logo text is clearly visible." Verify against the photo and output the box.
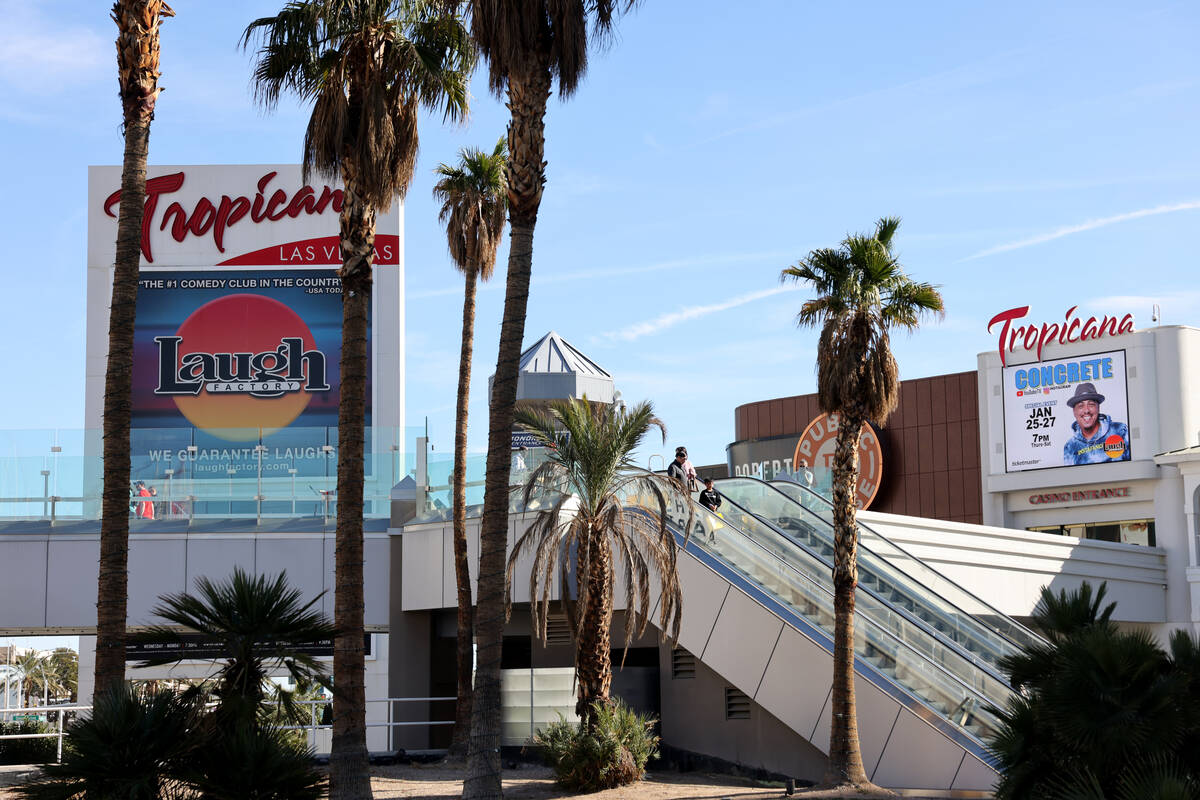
[104,171,344,263]
[987,305,1134,366]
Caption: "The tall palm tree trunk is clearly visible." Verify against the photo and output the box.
[96,0,171,696]
[94,113,149,694]
[464,59,551,800]
[330,173,375,800]
[575,529,613,728]
[825,410,870,788]
[448,269,479,759]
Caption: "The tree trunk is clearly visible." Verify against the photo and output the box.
[447,269,479,760]
[574,526,613,729]
[822,410,880,791]
[329,172,375,800]
[94,112,151,695]
[464,58,551,800]
[96,0,171,697]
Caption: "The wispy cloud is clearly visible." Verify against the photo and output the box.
[963,200,1200,261]
[0,3,106,90]
[599,286,800,343]
[1084,291,1200,323]
[408,249,791,300]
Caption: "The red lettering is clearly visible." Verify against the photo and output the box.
[1082,316,1099,339]
[1097,315,1119,337]
[1036,322,1059,360]
[212,196,249,252]
[1118,314,1135,334]
[1022,324,1038,352]
[186,197,216,237]
[988,307,1028,366]
[160,201,189,243]
[265,189,289,221]
[103,169,343,260]
[103,171,186,263]
[285,186,316,218]
[1066,318,1081,342]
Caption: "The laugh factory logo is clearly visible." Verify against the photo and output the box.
[153,294,330,439]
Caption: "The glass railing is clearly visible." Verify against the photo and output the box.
[619,474,1009,750]
[0,426,425,524]
[711,479,1020,682]
[763,477,1044,654]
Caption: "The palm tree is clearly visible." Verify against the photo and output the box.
[134,568,336,730]
[507,398,684,729]
[781,217,943,792]
[242,4,472,795]
[432,138,508,759]
[95,0,175,697]
[990,582,1200,799]
[463,3,640,795]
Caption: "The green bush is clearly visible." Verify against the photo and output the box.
[535,700,659,792]
[0,720,58,765]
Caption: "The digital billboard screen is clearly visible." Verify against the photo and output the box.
[1002,349,1131,472]
[129,268,369,481]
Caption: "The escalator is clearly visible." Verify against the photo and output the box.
[619,474,1036,790]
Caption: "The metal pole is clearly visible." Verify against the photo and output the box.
[41,470,50,518]
[256,442,265,526]
[164,469,174,520]
[56,709,63,762]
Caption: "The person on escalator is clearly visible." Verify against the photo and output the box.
[698,478,721,513]
[666,446,697,491]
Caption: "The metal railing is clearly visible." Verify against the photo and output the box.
[0,704,88,763]
[0,698,456,763]
[279,696,455,753]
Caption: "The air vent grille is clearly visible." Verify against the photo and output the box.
[671,647,695,679]
[545,614,572,647]
[725,687,751,719]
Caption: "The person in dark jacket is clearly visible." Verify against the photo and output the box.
[698,477,721,512]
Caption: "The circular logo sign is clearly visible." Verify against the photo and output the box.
[165,294,325,441]
[792,412,884,509]
[1103,434,1126,460]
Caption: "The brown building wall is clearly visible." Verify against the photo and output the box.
[732,371,982,524]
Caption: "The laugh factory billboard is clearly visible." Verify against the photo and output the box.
[1002,349,1131,472]
[86,165,404,485]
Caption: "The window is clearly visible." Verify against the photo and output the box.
[1028,518,1155,547]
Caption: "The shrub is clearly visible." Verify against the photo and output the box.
[0,720,57,765]
[535,700,659,792]
[17,687,197,800]
[180,725,326,800]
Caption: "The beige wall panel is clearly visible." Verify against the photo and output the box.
[755,626,834,744]
[951,753,999,793]
[46,538,100,628]
[127,537,187,626]
[364,535,390,628]
[0,540,48,629]
[701,586,782,694]
[810,675,899,779]
[401,527,444,610]
[872,708,971,790]
[675,555,728,657]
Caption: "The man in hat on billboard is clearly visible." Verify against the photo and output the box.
[1063,382,1131,465]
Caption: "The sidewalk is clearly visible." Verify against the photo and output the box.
[0,764,42,788]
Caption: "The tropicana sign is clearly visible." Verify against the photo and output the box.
[987,305,1135,366]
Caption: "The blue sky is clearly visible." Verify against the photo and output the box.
[1,0,1199,472]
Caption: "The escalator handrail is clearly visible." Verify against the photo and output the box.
[650,504,1002,764]
[622,479,1011,752]
[712,491,1017,687]
[758,476,1046,650]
